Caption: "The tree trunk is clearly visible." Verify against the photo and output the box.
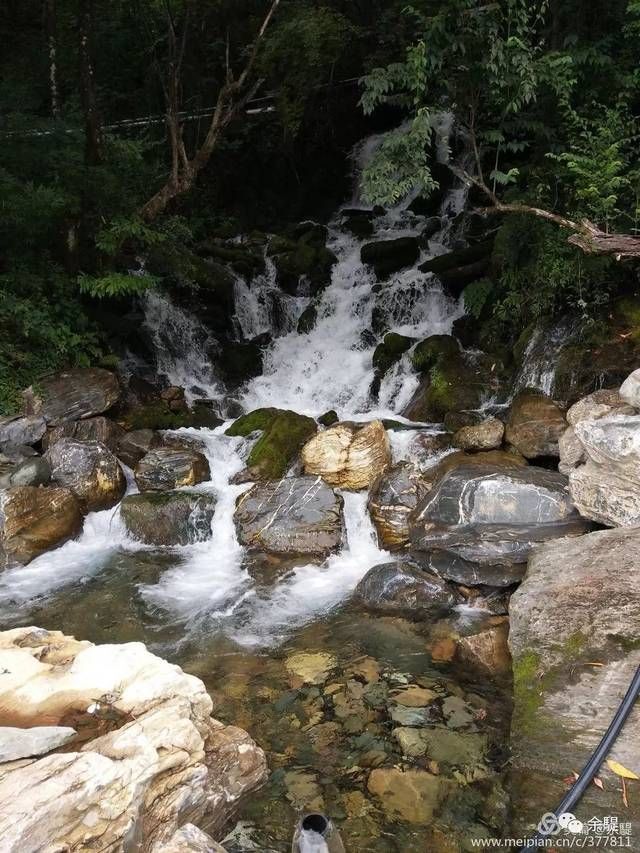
[44,0,60,118]
[78,0,103,166]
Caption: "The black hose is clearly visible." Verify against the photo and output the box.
[533,664,640,842]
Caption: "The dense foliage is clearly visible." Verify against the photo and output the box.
[1,0,639,409]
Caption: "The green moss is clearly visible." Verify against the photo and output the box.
[122,402,198,431]
[247,410,317,479]
[512,651,544,735]
[614,296,640,341]
[226,408,280,437]
[410,334,459,373]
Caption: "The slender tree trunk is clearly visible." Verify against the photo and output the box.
[78,0,103,165]
[44,0,60,118]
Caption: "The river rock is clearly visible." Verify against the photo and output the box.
[569,415,640,526]
[116,428,161,468]
[24,367,121,426]
[509,527,640,834]
[505,391,566,458]
[226,408,317,480]
[46,438,126,513]
[0,414,46,447]
[234,476,344,556]
[0,456,51,489]
[120,491,217,546]
[0,726,77,762]
[301,420,390,490]
[44,415,125,453]
[567,388,635,426]
[367,767,449,823]
[0,486,82,567]
[360,237,420,279]
[135,447,211,492]
[394,727,488,766]
[412,549,526,587]
[368,462,428,549]
[619,367,640,408]
[456,622,511,677]
[160,824,226,852]
[453,417,504,452]
[557,425,585,474]
[354,561,457,620]
[409,464,589,564]
[0,627,267,851]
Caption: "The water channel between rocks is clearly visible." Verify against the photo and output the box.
[0,129,526,851]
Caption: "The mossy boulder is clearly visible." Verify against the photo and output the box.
[226,408,317,480]
[195,239,266,278]
[268,229,337,295]
[372,333,416,377]
[410,335,459,373]
[119,401,220,432]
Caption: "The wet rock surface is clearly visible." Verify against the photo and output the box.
[354,561,457,620]
[409,464,589,564]
[120,490,217,546]
[0,414,46,447]
[509,527,640,834]
[234,476,345,556]
[505,390,566,458]
[0,627,267,852]
[301,420,391,490]
[453,417,504,452]
[0,485,82,567]
[135,447,211,492]
[46,438,126,513]
[368,462,428,549]
[25,367,121,426]
[43,415,125,454]
[116,427,161,468]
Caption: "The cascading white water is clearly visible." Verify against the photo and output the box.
[511,320,572,399]
[1,120,473,648]
[142,290,225,406]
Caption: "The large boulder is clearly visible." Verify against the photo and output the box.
[412,549,526,588]
[368,462,428,549]
[301,420,391,490]
[135,448,211,492]
[0,627,267,851]
[509,527,640,834]
[566,387,635,426]
[43,416,125,454]
[453,417,504,452]
[46,438,126,513]
[0,486,82,567]
[24,368,120,426]
[372,333,415,379]
[568,415,640,526]
[116,428,161,469]
[505,391,566,459]
[620,367,640,408]
[354,561,457,620]
[120,491,217,546]
[409,464,589,565]
[0,414,46,447]
[360,237,420,279]
[0,456,51,489]
[234,476,344,557]
[226,408,317,480]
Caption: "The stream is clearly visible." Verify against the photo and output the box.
[0,128,523,851]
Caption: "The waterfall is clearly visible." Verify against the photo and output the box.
[142,290,225,406]
[1,120,477,648]
[512,320,572,398]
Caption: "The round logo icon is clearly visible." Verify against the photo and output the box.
[558,813,584,834]
[537,812,561,836]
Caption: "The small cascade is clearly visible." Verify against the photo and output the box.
[142,290,225,406]
[233,254,309,340]
[512,321,572,398]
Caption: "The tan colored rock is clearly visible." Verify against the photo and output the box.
[453,417,504,452]
[456,622,511,677]
[285,652,336,686]
[301,420,391,490]
[558,425,585,474]
[368,462,427,549]
[46,438,126,513]
[367,767,448,823]
[0,486,82,567]
[505,391,566,459]
[0,627,267,852]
